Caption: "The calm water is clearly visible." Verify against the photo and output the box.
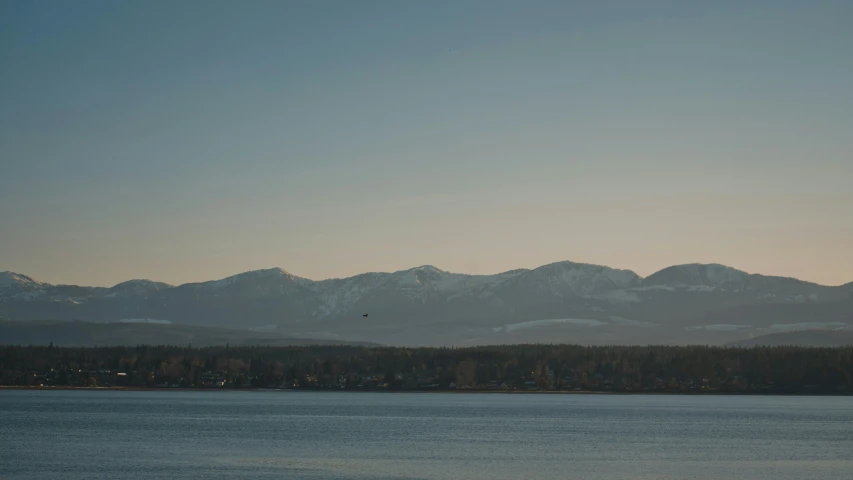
[1,391,851,480]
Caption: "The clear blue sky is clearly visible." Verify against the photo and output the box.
[2,0,852,287]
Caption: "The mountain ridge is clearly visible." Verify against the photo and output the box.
[4,261,849,290]
[2,262,851,346]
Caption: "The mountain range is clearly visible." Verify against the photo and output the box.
[2,262,852,346]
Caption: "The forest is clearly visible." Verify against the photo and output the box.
[1,344,851,394]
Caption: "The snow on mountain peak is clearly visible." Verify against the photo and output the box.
[0,271,46,290]
[4,262,842,325]
[399,265,445,286]
[241,267,293,277]
[309,265,528,316]
[409,265,444,273]
[190,267,311,292]
[525,261,641,295]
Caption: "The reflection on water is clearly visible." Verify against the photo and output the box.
[1,391,851,480]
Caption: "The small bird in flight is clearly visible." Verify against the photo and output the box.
[362,313,368,317]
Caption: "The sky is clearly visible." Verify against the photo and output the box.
[1,0,852,287]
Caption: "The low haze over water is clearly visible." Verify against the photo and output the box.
[2,391,851,480]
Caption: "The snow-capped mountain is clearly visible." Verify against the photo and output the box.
[0,272,46,299]
[642,263,830,297]
[1,262,851,346]
[0,272,45,289]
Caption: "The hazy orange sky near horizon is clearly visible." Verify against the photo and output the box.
[2,2,852,288]
[7,194,852,288]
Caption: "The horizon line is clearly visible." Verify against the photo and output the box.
[4,260,851,289]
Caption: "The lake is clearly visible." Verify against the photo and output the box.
[1,390,851,479]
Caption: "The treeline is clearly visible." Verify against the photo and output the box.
[1,344,852,394]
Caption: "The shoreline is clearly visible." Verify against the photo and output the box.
[2,385,849,396]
